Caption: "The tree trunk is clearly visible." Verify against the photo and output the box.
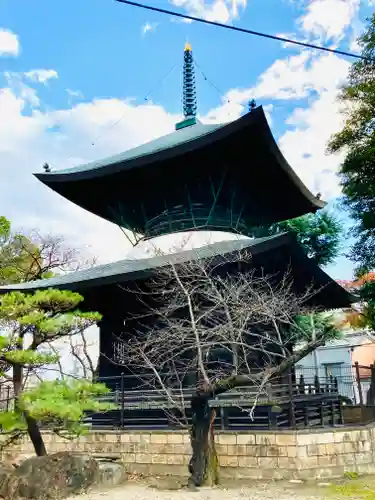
[24,412,47,456]
[188,393,219,487]
[13,360,47,457]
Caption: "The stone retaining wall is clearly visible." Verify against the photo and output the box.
[3,426,375,480]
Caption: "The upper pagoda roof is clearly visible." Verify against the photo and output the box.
[0,233,355,311]
[35,107,324,237]
[36,107,323,201]
[40,120,222,179]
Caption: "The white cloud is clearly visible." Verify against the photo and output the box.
[66,89,83,98]
[256,51,350,98]
[275,32,311,50]
[0,50,350,270]
[65,89,84,106]
[297,0,360,43]
[24,69,58,85]
[349,17,364,53]
[141,22,159,35]
[0,83,182,265]
[279,89,347,199]
[3,72,41,108]
[169,0,247,23]
[0,29,20,57]
[204,50,350,199]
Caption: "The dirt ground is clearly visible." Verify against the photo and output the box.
[66,476,375,500]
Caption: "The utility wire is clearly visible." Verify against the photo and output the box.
[195,59,229,102]
[115,0,372,62]
[195,59,231,106]
[144,62,177,101]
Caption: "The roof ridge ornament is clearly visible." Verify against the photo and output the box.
[175,41,198,131]
[249,99,256,112]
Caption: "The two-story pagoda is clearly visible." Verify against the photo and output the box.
[0,43,354,429]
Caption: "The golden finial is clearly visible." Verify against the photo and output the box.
[184,40,192,52]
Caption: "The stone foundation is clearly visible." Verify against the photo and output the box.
[3,426,375,480]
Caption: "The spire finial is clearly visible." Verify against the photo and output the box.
[183,42,197,119]
[184,40,192,52]
[175,41,198,130]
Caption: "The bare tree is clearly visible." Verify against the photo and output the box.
[7,229,96,283]
[113,249,338,487]
[29,328,99,384]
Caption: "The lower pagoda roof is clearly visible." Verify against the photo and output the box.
[34,107,325,238]
[0,233,355,311]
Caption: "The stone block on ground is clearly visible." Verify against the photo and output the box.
[96,460,127,489]
[5,452,99,499]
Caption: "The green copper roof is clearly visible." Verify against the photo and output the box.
[0,236,268,291]
[45,122,221,176]
[34,107,325,237]
[0,233,355,310]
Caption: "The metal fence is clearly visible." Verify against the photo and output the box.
[295,363,374,406]
[0,384,12,411]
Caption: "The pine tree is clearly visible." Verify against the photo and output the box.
[0,289,112,456]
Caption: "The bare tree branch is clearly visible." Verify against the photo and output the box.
[108,244,337,486]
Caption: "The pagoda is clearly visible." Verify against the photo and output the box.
[0,43,354,428]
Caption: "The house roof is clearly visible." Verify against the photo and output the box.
[317,330,375,350]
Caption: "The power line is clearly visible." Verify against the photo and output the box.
[115,0,371,62]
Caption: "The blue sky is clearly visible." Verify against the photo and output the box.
[0,0,374,280]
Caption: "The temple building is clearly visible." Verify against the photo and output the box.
[0,43,354,428]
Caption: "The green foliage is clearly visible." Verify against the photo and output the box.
[327,14,375,270]
[0,216,10,245]
[0,290,101,342]
[344,472,360,480]
[248,211,343,266]
[0,380,114,436]
[0,411,27,432]
[0,288,103,445]
[0,217,42,284]
[357,281,375,330]
[0,218,103,450]
[292,313,342,343]
[5,350,59,365]
[328,475,375,499]
[20,379,115,436]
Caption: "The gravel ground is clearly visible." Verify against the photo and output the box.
[66,481,337,500]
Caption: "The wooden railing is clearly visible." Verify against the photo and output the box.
[86,375,343,430]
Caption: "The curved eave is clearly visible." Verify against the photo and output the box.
[0,233,355,310]
[34,107,325,212]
